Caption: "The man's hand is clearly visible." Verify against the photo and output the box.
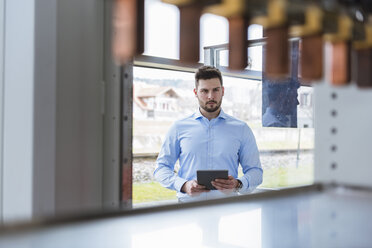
[211,175,239,194]
[181,180,210,196]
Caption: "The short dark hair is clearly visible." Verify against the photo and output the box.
[194,66,223,88]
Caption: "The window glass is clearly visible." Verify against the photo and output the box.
[204,24,263,70]
[133,67,195,207]
[248,24,263,71]
[144,0,179,59]
[144,0,231,63]
[200,13,228,63]
[137,2,313,208]
[132,66,314,208]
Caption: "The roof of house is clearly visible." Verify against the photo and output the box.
[133,86,180,110]
[134,96,149,110]
[135,86,180,98]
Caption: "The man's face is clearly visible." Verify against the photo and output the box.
[194,78,224,113]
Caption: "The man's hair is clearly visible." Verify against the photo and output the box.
[194,66,223,88]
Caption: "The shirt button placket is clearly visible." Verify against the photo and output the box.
[208,123,212,169]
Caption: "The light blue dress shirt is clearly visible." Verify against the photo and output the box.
[154,109,263,201]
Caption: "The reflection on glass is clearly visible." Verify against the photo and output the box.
[262,79,300,128]
[132,223,203,247]
[219,208,262,248]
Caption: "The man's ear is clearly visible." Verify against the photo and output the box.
[193,88,197,96]
[222,86,225,96]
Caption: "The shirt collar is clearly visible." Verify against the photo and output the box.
[193,108,227,120]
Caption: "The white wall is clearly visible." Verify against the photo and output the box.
[2,0,35,222]
[1,0,105,222]
[314,83,372,187]
[0,0,5,222]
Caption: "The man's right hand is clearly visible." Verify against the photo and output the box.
[181,180,210,196]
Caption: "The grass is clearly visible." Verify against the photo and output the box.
[133,164,314,204]
[133,181,176,203]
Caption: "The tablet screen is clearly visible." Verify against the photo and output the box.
[197,170,228,190]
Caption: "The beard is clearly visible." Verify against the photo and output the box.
[199,99,222,113]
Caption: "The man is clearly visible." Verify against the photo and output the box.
[154,66,263,202]
[262,80,300,128]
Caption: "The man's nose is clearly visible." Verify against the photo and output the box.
[207,91,213,99]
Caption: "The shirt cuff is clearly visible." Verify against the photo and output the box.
[238,175,250,192]
[174,176,188,192]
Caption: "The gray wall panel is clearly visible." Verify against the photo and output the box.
[55,0,104,214]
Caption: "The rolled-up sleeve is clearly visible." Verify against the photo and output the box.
[154,123,186,192]
[238,124,263,193]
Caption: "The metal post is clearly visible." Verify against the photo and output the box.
[296,128,301,168]
[120,63,133,209]
[103,0,122,210]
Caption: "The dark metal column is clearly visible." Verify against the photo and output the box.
[120,64,133,209]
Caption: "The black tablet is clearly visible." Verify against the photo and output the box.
[197,170,228,190]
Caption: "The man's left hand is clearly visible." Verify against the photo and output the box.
[211,175,238,194]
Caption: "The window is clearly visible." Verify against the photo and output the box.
[132,0,314,208]
[144,0,179,59]
[132,67,314,207]
[144,0,230,63]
